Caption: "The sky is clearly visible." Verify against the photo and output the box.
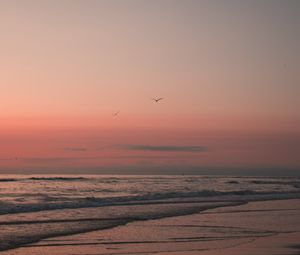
[0,0,299,175]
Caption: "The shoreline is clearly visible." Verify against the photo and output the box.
[0,201,244,252]
[0,198,299,254]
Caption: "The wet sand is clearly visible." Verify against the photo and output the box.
[1,199,299,255]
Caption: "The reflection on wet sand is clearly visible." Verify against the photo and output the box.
[1,199,299,255]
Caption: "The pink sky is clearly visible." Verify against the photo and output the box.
[0,1,299,174]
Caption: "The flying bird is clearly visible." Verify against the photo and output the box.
[152,97,164,103]
[113,111,120,117]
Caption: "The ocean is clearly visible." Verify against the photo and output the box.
[0,175,300,253]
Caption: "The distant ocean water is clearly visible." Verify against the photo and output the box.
[0,174,300,251]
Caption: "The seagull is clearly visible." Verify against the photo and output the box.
[152,97,164,103]
[113,111,120,117]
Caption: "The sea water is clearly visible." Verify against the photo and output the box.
[0,175,299,251]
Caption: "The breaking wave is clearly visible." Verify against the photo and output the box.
[1,175,300,252]
[0,189,299,215]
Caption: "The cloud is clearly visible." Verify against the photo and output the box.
[0,158,19,161]
[18,155,201,163]
[63,147,87,152]
[116,145,208,152]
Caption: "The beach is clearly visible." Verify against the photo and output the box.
[1,199,299,255]
[0,175,299,254]
[1,199,299,254]
[1,0,299,253]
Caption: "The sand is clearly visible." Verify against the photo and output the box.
[1,199,299,255]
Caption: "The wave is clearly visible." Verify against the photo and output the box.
[0,178,18,182]
[115,189,300,202]
[1,189,299,215]
[0,218,130,251]
[249,180,300,188]
[227,180,240,184]
[0,177,89,182]
[28,177,88,181]
[0,200,244,252]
